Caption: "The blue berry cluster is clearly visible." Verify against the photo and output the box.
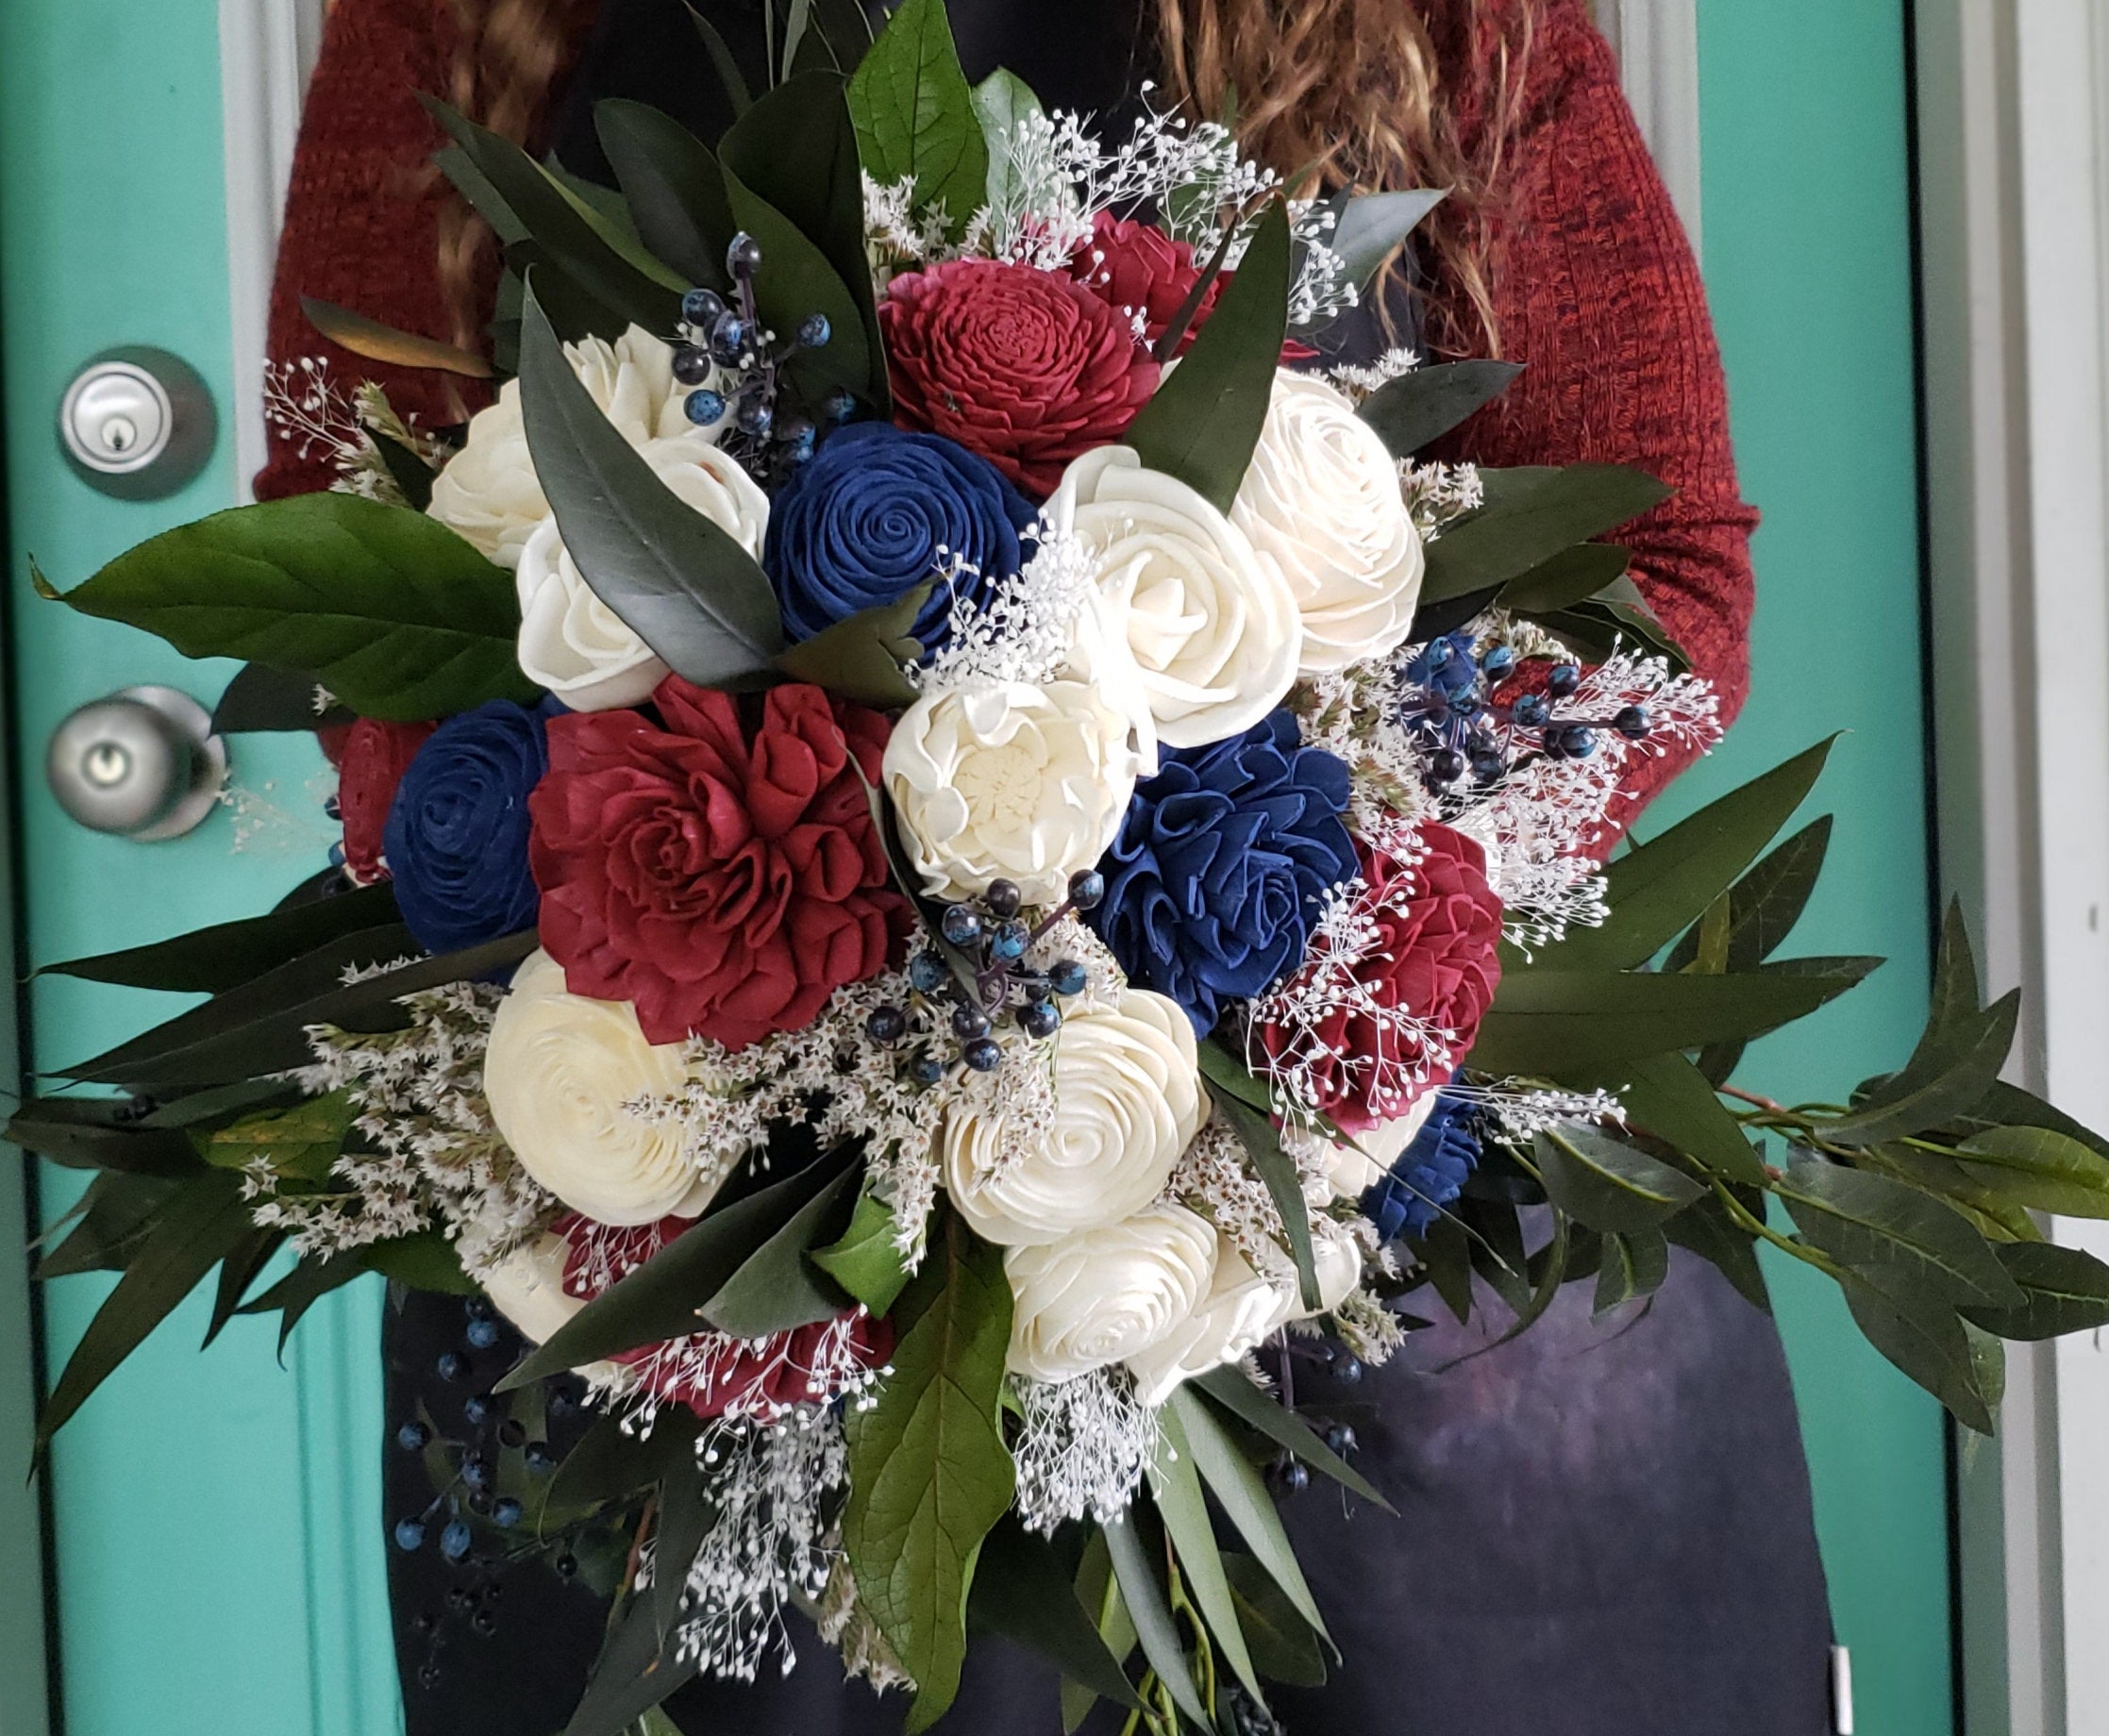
[1401,632,1653,792]
[676,232,853,485]
[868,871,1106,1078]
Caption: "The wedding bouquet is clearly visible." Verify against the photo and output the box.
[20,3,2109,1731]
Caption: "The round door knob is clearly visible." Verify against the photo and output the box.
[57,348,216,500]
[47,686,227,842]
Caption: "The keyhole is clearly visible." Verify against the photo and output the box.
[82,742,131,789]
[101,416,137,455]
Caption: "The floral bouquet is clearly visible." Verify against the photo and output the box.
[20,3,2109,1731]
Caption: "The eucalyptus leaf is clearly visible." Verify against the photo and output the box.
[968,1520,1144,1711]
[238,1253,369,1355]
[1496,542,1632,616]
[1223,1555,1328,1688]
[1532,1126,1703,1236]
[683,3,754,118]
[36,1173,180,1280]
[698,1151,860,1336]
[34,496,537,723]
[1663,1193,1770,1313]
[1104,1503,1215,1735]
[594,99,738,292]
[1601,1051,1768,1186]
[300,295,494,378]
[1147,1402,1262,1700]
[1417,465,1672,605]
[774,583,926,705]
[1204,1078,1319,1310]
[1593,1228,1669,1316]
[810,1187,913,1314]
[204,1226,284,1348]
[973,69,1045,214]
[1190,1365,1392,1510]
[559,1589,698,1736]
[42,880,401,993]
[1776,1154,2024,1310]
[1821,992,2018,1149]
[1963,1242,2109,1341]
[847,0,990,237]
[8,1098,209,1178]
[1954,1125,2109,1219]
[1664,815,1833,974]
[1835,1264,1995,1434]
[211,661,357,733]
[519,286,784,687]
[1356,359,1522,458]
[363,1230,477,1294]
[1195,1041,1275,1112]
[1308,188,1446,311]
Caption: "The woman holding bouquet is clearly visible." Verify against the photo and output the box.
[259,0,1830,1730]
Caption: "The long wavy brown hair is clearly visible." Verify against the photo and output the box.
[434,0,1534,356]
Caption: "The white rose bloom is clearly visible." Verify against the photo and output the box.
[883,679,1142,905]
[1319,1093,1439,1201]
[1307,1217,1365,1314]
[1046,446,1301,749]
[944,988,1204,1246]
[1125,1236,1291,1406]
[1005,1205,1218,1385]
[512,439,770,710]
[428,325,708,568]
[484,950,718,1227]
[477,1233,622,1381]
[1231,368,1425,676]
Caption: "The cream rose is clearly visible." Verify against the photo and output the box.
[944,988,1204,1246]
[484,950,717,1226]
[1319,1093,1439,1201]
[1124,1236,1290,1405]
[477,1233,623,1381]
[1231,368,1425,675]
[512,439,771,710]
[428,325,710,568]
[1005,1205,1218,1385]
[883,679,1142,905]
[1046,446,1302,748]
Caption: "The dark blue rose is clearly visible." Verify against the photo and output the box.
[384,698,553,955]
[764,422,1036,658]
[1090,711,1358,1035]
[1362,1090,1482,1242]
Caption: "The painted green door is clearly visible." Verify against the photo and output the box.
[1693,0,1951,1728]
[0,4,399,1732]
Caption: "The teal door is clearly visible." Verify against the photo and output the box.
[1693,0,1951,1728]
[0,4,398,1733]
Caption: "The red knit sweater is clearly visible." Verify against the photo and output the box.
[257,0,1753,824]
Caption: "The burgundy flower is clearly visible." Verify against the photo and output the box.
[880,258,1160,497]
[321,718,435,885]
[1256,825,1504,1133]
[1064,212,1225,353]
[529,676,908,1048]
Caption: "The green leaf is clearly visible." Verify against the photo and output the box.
[1861,1143,2044,1244]
[363,1230,477,1294]
[1190,1364,1392,1511]
[1356,359,1522,458]
[1496,542,1632,617]
[774,583,925,705]
[1318,189,1447,305]
[500,1155,852,1390]
[685,8,754,119]
[1222,1554,1327,1687]
[1472,963,1866,1078]
[212,661,357,733]
[1601,1051,1768,1186]
[1664,815,1833,974]
[518,285,784,687]
[1954,1125,2109,1219]
[1417,465,1673,605]
[423,95,686,327]
[968,1519,1144,1711]
[39,1169,252,1450]
[843,1212,1015,1732]
[652,1421,712,1638]
[811,1187,914,1314]
[1545,740,1836,973]
[1195,1040,1275,1112]
[8,1098,208,1177]
[1593,1227,1669,1316]
[1167,1385,1328,1642]
[1539,575,1692,673]
[846,0,990,237]
[203,1225,283,1347]
[1124,203,1292,516]
[972,68,1045,214]
[1148,1402,1261,1700]
[299,295,494,378]
[237,1253,369,1355]
[1776,1154,2024,1310]
[1837,1264,1996,1434]
[698,1152,861,1336]
[1963,1242,2109,1341]
[42,881,401,993]
[560,1589,698,1736]
[594,99,739,292]
[1203,1079,1319,1310]
[1663,1193,1770,1313]
[1821,992,2019,1149]
[203,1090,356,1182]
[36,1173,180,1280]
[1961,1079,2109,1165]
[1103,1502,1215,1735]
[37,494,537,723]
[1532,1127,1703,1235]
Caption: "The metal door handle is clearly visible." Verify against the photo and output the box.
[58,348,216,500]
[47,687,227,841]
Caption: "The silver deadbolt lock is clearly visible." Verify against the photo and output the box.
[47,687,227,842]
[59,348,216,500]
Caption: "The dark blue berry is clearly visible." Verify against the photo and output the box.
[397,1421,431,1452]
[555,1553,579,1578]
[472,1609,499,1637]
[865,1005,908,1043]
[462,1394,491,1426]
[1018,1000,1062,1040]
[672,344,712,386]
[1470,750,1507,784]
[1429,747,1466,785]
[461,1456,493,1492]
[963,1037,1004,1073]
[951,1002,992,1042]
[440,1520,473,1562]
[1615,704,1651,741]
[493,1497,524,1529]
[797,312,832,347]
[940,904,983,946]
[1547,663,1582,697]
[1481,645,1515,678]
[465,1317,500,1351]
[1067,870,1106,911]
[990,920,1030,962]
[726,232,763,277]
[1331,1352,1364,1386]
[437,1352,468,1383]
[708,317,752,366]
[1048,959,1088,997]
[683,388,727,427]
[910,1052,947,1086]
[909,950,950,993]
[783,430,817,468]
[1324,1423,1359,1457]
[681,287,727,327]
[984,878,1023,918]
[524,1442,556,1474]
[776,413,815,448]
[327,841,348,868]
[825,390,858,423]
[735,395,775,439]
[393,1517,427,1552]
[1559,725,1598,759]
[1273,1456,1311,1494]
[1512,693,1549,728]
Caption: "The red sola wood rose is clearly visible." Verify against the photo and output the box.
[321,717,435,885]
[528,676,909,1049]
[1254,825,1504,1133]
[879,257,1160,497]
[1063,211,1224,352]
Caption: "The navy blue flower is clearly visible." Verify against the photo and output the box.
[764,422,1036,658]
[1362,1091,1482,1242]
[384,698,553,955]
[1090,711,1358,1035]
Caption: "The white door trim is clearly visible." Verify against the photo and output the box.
[1590,0,1702,259]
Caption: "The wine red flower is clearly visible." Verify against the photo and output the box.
[879,257,1160,497]
[1064,212,1225,353]
[529,676,908,1049]
[1255,825,1504,1133]
[321,717,435,885]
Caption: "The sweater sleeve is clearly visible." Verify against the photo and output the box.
[1434,0,1758,832]
[253,0,492,501]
